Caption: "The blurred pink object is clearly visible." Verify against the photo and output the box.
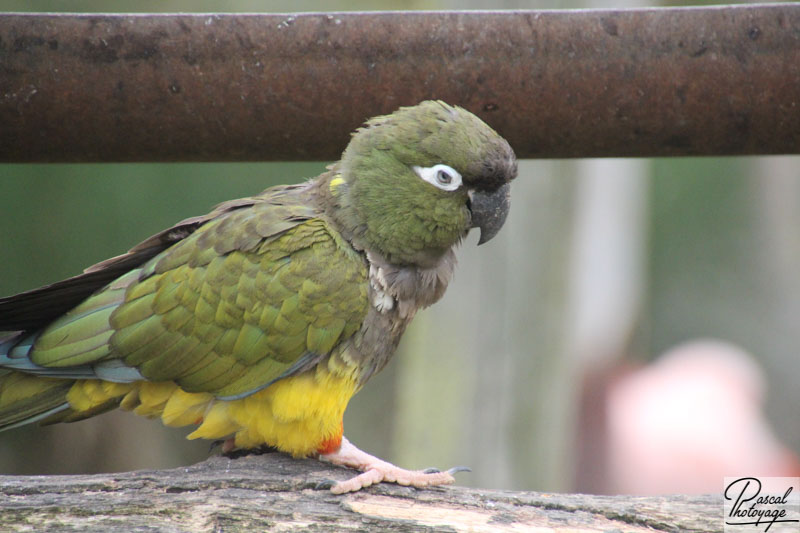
[605,340,800,495]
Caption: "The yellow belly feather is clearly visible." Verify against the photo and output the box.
[66,364,358,457]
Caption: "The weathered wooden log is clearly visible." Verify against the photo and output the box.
[0,452,722,532]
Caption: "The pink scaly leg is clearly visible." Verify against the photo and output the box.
[319,436,466,494]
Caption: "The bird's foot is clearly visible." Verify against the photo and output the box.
[208,438,238,454]
[319,436,467,494]
[221,437,237,454]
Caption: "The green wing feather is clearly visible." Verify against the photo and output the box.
[26,184,369,400]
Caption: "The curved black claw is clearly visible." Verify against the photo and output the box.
[315,478,339,491]
[423,466,471,475]
[209,439,225,453]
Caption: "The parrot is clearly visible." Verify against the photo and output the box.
[0,100,516,494]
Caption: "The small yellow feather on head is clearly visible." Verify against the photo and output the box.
[329,176,345,195]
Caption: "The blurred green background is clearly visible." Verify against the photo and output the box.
[1,0,798,495]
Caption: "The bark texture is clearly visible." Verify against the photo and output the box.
[0,453,722,532]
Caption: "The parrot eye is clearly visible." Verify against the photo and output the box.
[412,164,462,192]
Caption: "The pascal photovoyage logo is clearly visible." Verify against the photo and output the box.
[724,477,799,532]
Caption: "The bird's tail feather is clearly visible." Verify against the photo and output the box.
[0,369,136,431]
[0,370,74,431]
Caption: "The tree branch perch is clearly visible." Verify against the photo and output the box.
[0,453,722,532]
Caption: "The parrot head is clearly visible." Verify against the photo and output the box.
[331,100,517,267]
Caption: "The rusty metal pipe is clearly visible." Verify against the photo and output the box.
[0,6,798,162]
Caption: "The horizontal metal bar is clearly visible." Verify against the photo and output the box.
[0,6,798,162]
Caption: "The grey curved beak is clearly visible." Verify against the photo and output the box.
[469,183,511,245]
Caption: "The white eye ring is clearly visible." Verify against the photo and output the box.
[412,164,463,192]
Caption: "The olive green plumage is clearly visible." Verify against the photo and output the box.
[5,186,369,402]
[0,100,517,435]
